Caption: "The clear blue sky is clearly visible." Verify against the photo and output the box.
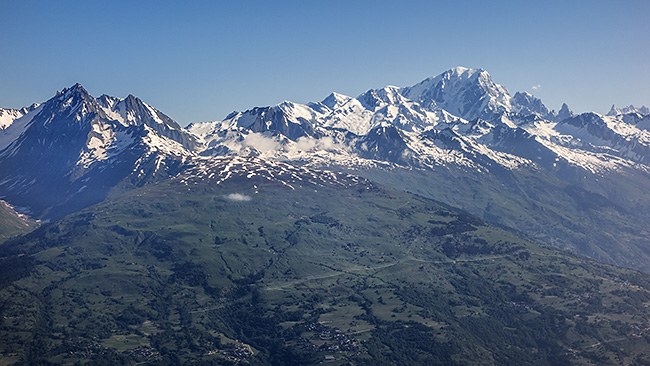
[1,0,648,125]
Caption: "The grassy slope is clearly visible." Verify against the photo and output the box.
[347,165,650,273]
[0,173,649,365]
[0,201,38,243]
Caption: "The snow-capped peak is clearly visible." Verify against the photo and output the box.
[48,83,98,123]
[0,104,40,130]
[511,91,551,118]
[320,92,352,110]
[0,104,45,152]
[357,86,406,111]
[0,108,26,130]
[400,67,512,121]
[274,101,323,122]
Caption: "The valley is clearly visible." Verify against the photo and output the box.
[1,160,650,365]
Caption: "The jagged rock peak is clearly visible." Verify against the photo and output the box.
[512,91,550,117]
[607,104,650,116]
[59,83,90,98]
[556,103,574,121]
[38,83,103,126]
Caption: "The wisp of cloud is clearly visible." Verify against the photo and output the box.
[224,193,252,202]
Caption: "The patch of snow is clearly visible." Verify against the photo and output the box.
[143,101,165,124]
[0,104,45,153]
[0,108,24,130]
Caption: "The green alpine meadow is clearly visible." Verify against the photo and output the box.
[1,157,649,365]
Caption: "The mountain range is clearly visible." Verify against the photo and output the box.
[1,67,649,272]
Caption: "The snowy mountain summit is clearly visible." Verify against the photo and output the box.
[0,84,196,219]
[188,66,649,178]
[401,67,512,121]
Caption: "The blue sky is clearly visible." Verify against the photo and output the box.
[1,0,648,125]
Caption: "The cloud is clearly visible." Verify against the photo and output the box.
[243,133,281,152]
[223,193,251,202]
[291,136,347,152]
[531,85,541,90]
